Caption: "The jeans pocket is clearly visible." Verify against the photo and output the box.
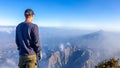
[35,61,37,65]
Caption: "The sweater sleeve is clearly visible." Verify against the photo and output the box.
[15,26,20,50]
[32,24,41,53]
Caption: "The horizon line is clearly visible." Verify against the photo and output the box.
[0,25,120,32]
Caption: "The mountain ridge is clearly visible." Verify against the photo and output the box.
[0,26,120,68]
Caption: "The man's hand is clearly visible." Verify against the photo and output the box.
[37,51,42,60]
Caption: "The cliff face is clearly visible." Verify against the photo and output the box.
[48,47,95,68]
[48,51,62,68]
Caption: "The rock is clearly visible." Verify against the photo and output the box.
[48,47,95,68]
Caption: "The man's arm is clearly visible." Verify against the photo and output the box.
[32,24,41,53]
[32,24,42,60]
[15,27,20,50]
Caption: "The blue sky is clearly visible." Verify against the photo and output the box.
[0,0,120,31]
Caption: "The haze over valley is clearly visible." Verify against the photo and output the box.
[0,26,120,68]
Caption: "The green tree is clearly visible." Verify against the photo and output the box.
[95,58,120,68]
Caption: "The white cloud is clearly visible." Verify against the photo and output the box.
[0,58,18,68]
[60,43,64,51]
[0,27,15,34]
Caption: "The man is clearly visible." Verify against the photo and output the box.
[16,9,42,68]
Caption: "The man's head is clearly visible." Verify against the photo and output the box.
[24,9,34,22]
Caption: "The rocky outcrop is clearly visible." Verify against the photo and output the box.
[48,47,95,68]
[48,51,62,68]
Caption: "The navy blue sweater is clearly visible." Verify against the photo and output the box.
[16,22,41,56]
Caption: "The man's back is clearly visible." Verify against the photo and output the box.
[16,22,41,56]
[16,9,42,68]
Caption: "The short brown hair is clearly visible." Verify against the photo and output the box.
[24,9,34,18]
